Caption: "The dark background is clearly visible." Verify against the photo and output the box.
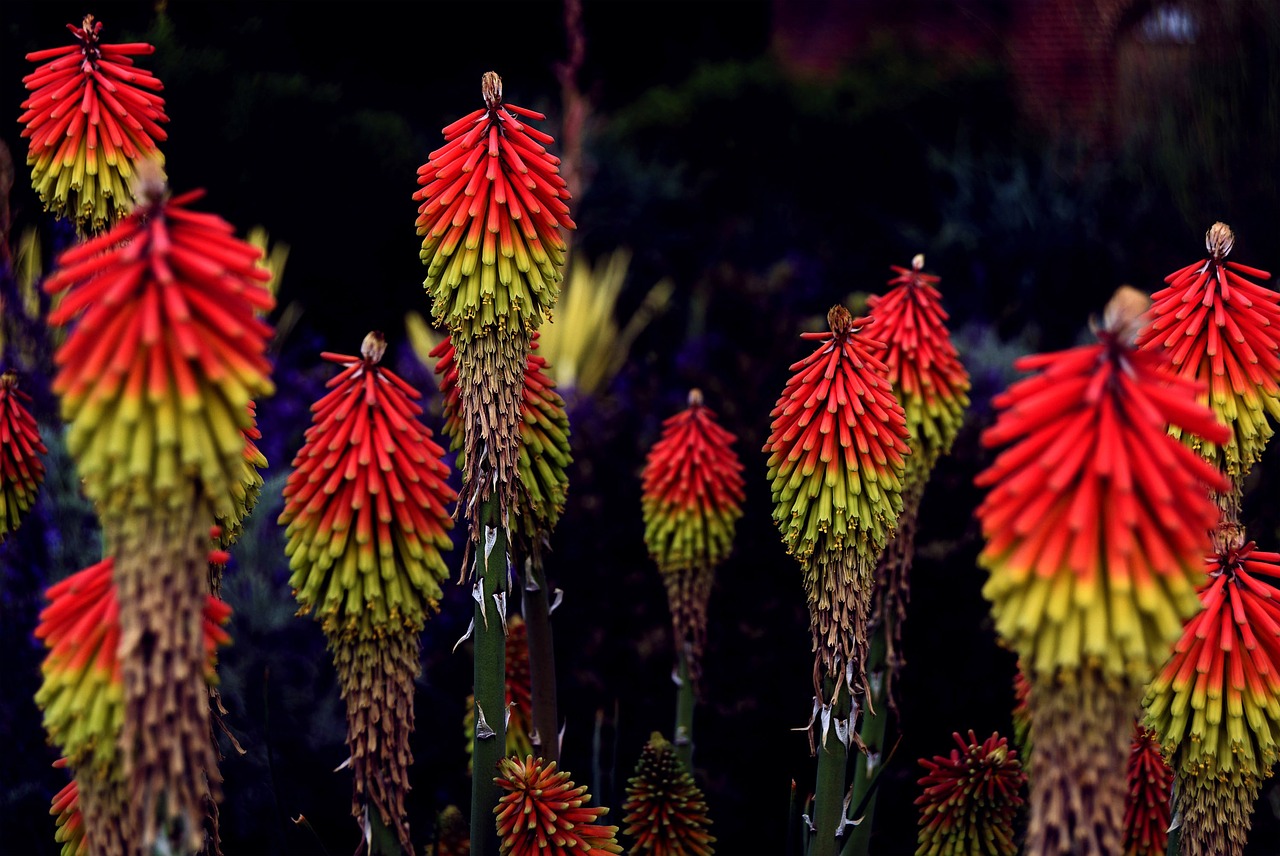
[3,1,1280,854]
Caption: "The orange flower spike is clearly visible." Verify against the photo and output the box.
[622,733,716,856]
[415,71,575,341]
[1137,222,1280,478]
[866,254,971,481]
[1122,723,1172,856]
[42,183,276,525]
[1143,542,1280,851]
[494,756,622,856]
[0,371,48,542]
[642,388,744,681]
[281,332,457,634]
[19,14,168,232]
[977,286,1230,680]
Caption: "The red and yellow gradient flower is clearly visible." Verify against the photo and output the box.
[1122,723,1171,856]
[976,286,1230,680]
[414,71,575,340]
[19,15,168,232]
[1136,222,1280,479]
[866,255,970,481]
[915,730,1025,856]
[622,732,716,856]
[765,305,910,679]
[35,557,231,854]
[465,614,535,770]
[50,761,86,856]
[1143,541,1280,856]
[494,756,621,856]
[43,182,276,527]
[641,388,744,682]
[280,332,457,852]
[0,370,47,541]
[431,331,571,551]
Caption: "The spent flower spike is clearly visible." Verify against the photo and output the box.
[866,254,970,481]
[19,14,168,232]
[1143,540,1280,856]
[642,388,745,682]
[914,730,1026,856]
[0,371,48,542]
[1136,222,1280,479]
[622,732,716,856]
[494,755,622,856]
[765,304,910,682]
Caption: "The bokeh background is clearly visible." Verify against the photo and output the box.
[3,1,1280,853]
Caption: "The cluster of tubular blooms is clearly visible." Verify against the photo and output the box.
[35,557,231,855]
[1143,542,1280,856]
[431,330,572,554]
[764,304,910,688]
[1122,723,1171,856]
[914,730,1025,856]
[975,286,1229,853]
[413,71,575,531]
[465,615,535,771]
[641,389,745,683]
[50,761,85,856]
[279,332,456,852]
[1136,222,1280,481]
[622,732,716,856]
[0,371,47,542]
[19,15,168,233]
[42,179,275,850]
[493,756,621,855]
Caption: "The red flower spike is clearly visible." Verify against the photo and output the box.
[281,332,457,635]
[1137,222,1280,478]
[42,185,276,526]
[622,733,716,856]
[0,371,48,542]
[50,760,87,856]
[977,286,1230,680]
[866,254,971,480]
[35,557,232,775]
[1122,723,1172,856]
[915,730,1026,856]
[19,15,168,232]
[765,304,911,681]
[414,71,576,341]
[642,388,745,682]
[494,756,622,856]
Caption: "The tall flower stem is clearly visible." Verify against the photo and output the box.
[522,549,560,763]
[842,632,887,856]
[674,643,696,772]
[811,676,852,856]
[472,484,509,856]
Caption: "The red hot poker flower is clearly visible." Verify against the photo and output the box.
[43,184,276,526]
[0,371,48,542]
[494,756,621,856]
[1122,723,1172,856]
[915,730,1026,856]
[977,286,1230,680]
[1136,222,1280,478]
[642,388,745,682]
[19,15,168,232]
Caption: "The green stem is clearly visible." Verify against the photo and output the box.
[674,643,695,771]
[523,550,560,763]
[841,633,888,856]
[367,809,401,856]
[810,676,851,856]
[471,489,508,856]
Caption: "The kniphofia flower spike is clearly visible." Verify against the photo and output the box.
[19,15,168,232]
[0,371,47,542]
[1122,723,1171,856]
[622,732,716,856]
[915,731,1025,856]
[494,756,622,856]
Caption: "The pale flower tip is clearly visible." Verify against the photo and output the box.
[361,331,387,364]
[1206,222,1235,259]
[482,71,503,107]
[687,388,703,407]
[133,158,168,208]
[1101,285,1151,343]
[912,253,925,271]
